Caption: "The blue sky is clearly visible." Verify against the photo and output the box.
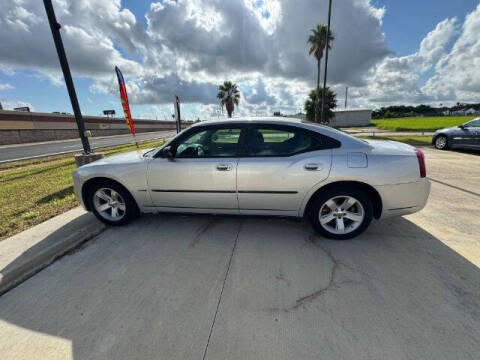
[1,0,480,119]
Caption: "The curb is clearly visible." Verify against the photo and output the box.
[0,207,105,296]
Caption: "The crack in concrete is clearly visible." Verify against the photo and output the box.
[190,218,217,247]
[202,220,242,360]
[269,234,362,313]
[275,270,290,286]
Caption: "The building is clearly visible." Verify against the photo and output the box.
[465,108,480,115]
[278,109,371,127]
[330,108,372,127]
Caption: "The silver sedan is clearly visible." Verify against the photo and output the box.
[73,118,430,240]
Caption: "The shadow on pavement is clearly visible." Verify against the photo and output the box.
[0,214,479,359]
[0,211,103,295]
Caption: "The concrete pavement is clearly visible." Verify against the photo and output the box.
[0,131,173,163]
[0,148,479,359]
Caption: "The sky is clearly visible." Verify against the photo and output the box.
[0,0,480,120]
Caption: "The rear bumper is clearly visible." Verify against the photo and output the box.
[375,178,431,219]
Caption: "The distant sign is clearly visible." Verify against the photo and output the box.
[14,106,30,112]
[103,109,116,116]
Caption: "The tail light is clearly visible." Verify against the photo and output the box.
[415,149,426,178]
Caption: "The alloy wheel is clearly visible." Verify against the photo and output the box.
[435,136,447,149]
[319,195,365,235]
[93,187,126,221]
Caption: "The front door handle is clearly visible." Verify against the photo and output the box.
[304,163,322,171]
[216,163,233,171]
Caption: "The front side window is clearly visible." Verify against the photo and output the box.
[464,119,480,128]
[245,127,322,156]
[175,127,241,158]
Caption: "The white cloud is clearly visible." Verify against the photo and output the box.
[0,83,15,91]
[350,17,460,107]
[422,3,480,102]
[0,99,34,111]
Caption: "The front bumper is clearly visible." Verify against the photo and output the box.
[375,178,431,219]
[72,171,86,210]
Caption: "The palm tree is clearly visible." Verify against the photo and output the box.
[307,24,334,122]
[217,81,240,118]
[304,88,336,123]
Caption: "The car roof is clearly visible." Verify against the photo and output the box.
[189,117,370,149]
[192,117,303,126]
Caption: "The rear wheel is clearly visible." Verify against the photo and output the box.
[87,180,139,226]
[434,135,449,150]
[308,186,373,240]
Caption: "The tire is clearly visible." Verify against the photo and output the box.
[87,180,139,226]
[434,135,449,150]
[308,186,373,240]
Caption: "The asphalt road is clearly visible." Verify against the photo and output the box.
[0,148,479,359]
[0,131,173,163]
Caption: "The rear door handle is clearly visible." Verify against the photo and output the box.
[304,163,322,171]
[216,163,233,171]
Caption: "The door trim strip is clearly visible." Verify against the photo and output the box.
[151,189,236,193]
[150,189,298,194]
[238,190,298,194]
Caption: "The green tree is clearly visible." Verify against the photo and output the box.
[217,81,240,118]
[304,88,336,123]
[307,24,334,122]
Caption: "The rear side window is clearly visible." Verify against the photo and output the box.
[245,126,337,157]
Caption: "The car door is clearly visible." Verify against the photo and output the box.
[236,124,335,215]
[147,125,244,211]
[452,120,478,149]
[464,119,480,148]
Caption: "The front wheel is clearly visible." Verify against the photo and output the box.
[308,187,373,240]
[88,181,139,226]
[434,135,449,150]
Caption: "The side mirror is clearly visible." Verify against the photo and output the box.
[160,146,175,159]
[458,124,465,129]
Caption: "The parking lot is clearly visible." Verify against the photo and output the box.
[0,147,479,360]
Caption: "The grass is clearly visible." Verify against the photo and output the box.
[0,140,165,241]
[372,116,474,131]
[356,135,432,146]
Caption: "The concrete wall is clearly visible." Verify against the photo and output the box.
[0,110,192,145]
[330,109,371,127]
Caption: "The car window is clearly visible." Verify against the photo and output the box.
[464,119,480,127]
[176,127,241,158]
[245,127,322,157]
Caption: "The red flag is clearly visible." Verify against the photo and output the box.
[115,66,136,135]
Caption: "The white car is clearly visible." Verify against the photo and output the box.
[73,118,430,240]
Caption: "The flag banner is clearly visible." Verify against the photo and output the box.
[115,66,136,135]
[174,95,181,133]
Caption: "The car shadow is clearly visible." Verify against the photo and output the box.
[0,210,104,294]
[446,148,480,156]
[0,214,479,359]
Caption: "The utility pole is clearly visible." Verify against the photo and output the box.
[320,0,333,124]
[345,86,348,108]
[43,0,91,154]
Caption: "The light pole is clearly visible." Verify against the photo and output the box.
[320,0,333,124]
[345,86,348,108]
[43,0,91,154]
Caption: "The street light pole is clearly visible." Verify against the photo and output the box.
[320,0,333,124]
[345,86,348,108]
[43,0,91,154]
